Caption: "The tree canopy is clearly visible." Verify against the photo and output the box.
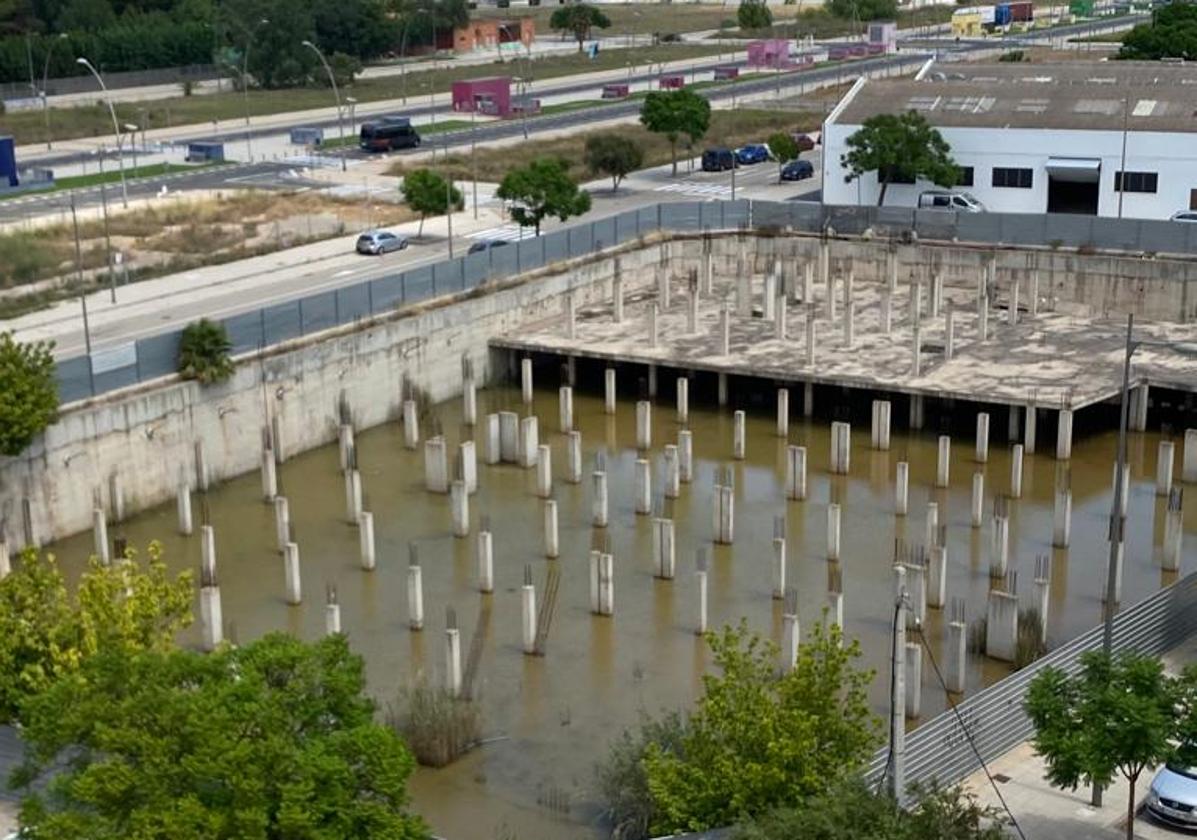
[549,2,611,52]
[584,133,644,192]
[401,169,464,237]
[767,131,800,179]
[840,110,959,206]
[1118,1,1197,61]
[13,632,427,840]
[825,0,898,22]
[639,89,712,177]
[0,331,58,457]
[737,0,773,31]
[496,157,592,236]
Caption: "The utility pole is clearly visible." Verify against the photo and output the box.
[69,192,94,358]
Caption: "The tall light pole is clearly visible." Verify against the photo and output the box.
[123,123,139,173]
[239,18,269,163]
[76,57,128,208]
[40,33,68,151]
[302,40,347,172]
[399,9,431,106]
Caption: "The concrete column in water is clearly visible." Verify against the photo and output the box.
[1033,556,1050,642]
[805,308,816,366]
[1184,429,1197,483]
[261,448,277,501]
[844,300,855,348]
[484,414,501,465]
[423,438,448,494]
[971,473,984,528]
[338,423,355,472]
[463,376,477,427]
[713,483,735,544]
[1055,408,1073,461]
[664,445,680,499]
[598,553,615,616]
[911,323,922,378]
[928,544,947,609]
[1157,440,1176,496]
[827,589,844,633]
[326,597,341,636]
[653,518,676,579]
[177,482,193,536]
[945,306,955,361]
[777,388,789,438]
[975,413,990,463]
[905,562,927,629]
[194,439,209,492]
[1104,538,1125,603]
[979,293,989,342]
[786,446,808,501]
[199,589,223,652]
[92,508,109,565]
[776,295,788,341]
[476,530,494,592]
[677,377,690,424]
[460,441,478,494]
[444,626,463,696]
[905,643,923,719]
[1029,270,1040,316]
[403,400,419,450]
[679,431,694,483]
[990,515,1010,578]
[634,459,652,515]
[521,357,534,404]
[826,267,837,322]
[895,462,910,516]
[1010,444,1024,498]
[688,287,699,334]
[636,401,652,450]
[274,496,290,552]
[733,411,746,460]
[1112,462,1130,516]
[536,445,553,499]
[763,270,777,321]
[612,270,624,323]
[345,468,364,522]
[772,537,786,599]
[881,287,893,334]
[947,614,967,694]
[985,589,1019,662]
[1052,488,1072,548]
[520,417,540,469]
[408,564,424,630]
[559,386,574,433]
[450,480,470,537]
[830,421,852,475]
[1131,383,1149,431]
[566,431,582,484]
[284,542,302,605]
[1164,489,1183,572]
[1009,278,1020,326]
[604,368,617,415]
[871,400,892,451]
[543,499,559,559]
[522,583,538,654]
[695,568,708,635]
[890,565,907,798]
[826,503,842,561]
[925,502,939,556]
[936,435,951,488]
[1024,403,1037,455]
[359,511,376,570]
[720,303,731,356]
[592,471,609,527]
[782,611,800,674]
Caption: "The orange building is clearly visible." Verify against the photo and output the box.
[450,17,535,53]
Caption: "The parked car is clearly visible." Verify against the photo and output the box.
[781,159,815,181]
[701,148,737,172]
[1171,210,1197,222]
[468,239,511,255]
[791,132,816,152]
[355,230,409,255]
[736,144,771,165]
[359,118,421,152]
[1146,764,1197,829]
[918,191,985,212]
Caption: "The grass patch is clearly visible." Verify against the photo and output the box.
[473,2,807,37]
[387,107,821,184]
[389,680,482,768]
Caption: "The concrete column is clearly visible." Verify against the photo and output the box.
[177,482,193,536]
[654,518,676,579]
[1112,462,1130,517]
[777,388,789,438]
[714,484,735,545]
[872,400,892,451]
[826,267,837,323]
[1055,409,1073,461]
[890,565,907,797]
[895,461,910,516]
[910,394,924,430]
[679,430,694,483]
[786,445,808,501]
[325,599,341,636]
[344,468,363,524]
[338,423,355,472]
[1158,441,1176,496]
[92,508,109,565]
[931,273,943,318]
[936,435,951,488]
[598,553,615,616]
[979,293,989,342]
[1164,492,1183,572]
[776,295,788,341]
[407,564,424,630]
[1029,270,1040,316]
[802,259,814,304]
[284,542,302,605]
[782,612,800,674]
[945,307,955,361]
[1052,488,1072,548]
[827,589,844,633]
[990,516,1009,578]
[881,287,893,335]
[558,386,574,434]
[827,503,842,561]
[271,415,286,464]
[1105,540,1125,603]
[476,530,494,593]
[566,432,582,484]
[604,368,617,415]
[720,304,731,356]
[199,583,223,652]
[1185,429,1197,483]
[664,445,680,499]
[906,562,927,629]
[676,377,690,425]
[589,551,601,613]
[441,626,463,696]
[200,523,216,581]
[613,272,624,322]
[736,263,752,317]
[543,499,559,559]
[1011,444,1024,499]
[971,473,984,528]
[592,471,609,527]
[844,299,856,348]
[905,643,923,719]
[733,411,746,460]
[634,459,652,515]
[636,401,652,450]
[830,421,851,475]
[911,324,922,378]
[463,377,477,427]
[772,537,786,599]
[1025,404,1037,455]
[911,278,922,325]
[460,441,478,494]
[947,618,967,694]
[403,400,419,450]
[450,480,469,538]
[975,413,990,463]
[423,438,448,494]
[925,502,939,554]
[522,584,538,654]
[485,414,501,465]
[718,373,728,407]
[1131,383,1149,431]
[928,544,947,609]
[688,288,699,334]
[649,303,659,347]
[695,569,708,635]
[985,590,1018,662]
[521,357,534,404]
[805,309,816,366]
[763,270,777,321]
[519,417,540,469]
[274,496,290,552]
[535,445,552,499]
[359,511,376,570]
[194,439,208,492]
[261,449,277,501]
[1033,563,1050,642]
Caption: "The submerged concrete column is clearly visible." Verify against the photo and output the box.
[403,400,419,450]
[199,570,222,651]
[408,563,424,630]
[1184,429,1197,483]
[895,461,910,516]
[604,368,617,415]
[782,611,800,674]
[826,503,842,561]
[634,459,652,515]
[1025,404,1037,455]
[776,295,788,341]
[925,502,939,555]
[947,612,967,694]
[261,449,277,501]
[345,468,364,523]
[936,435,951,488]
[424,439,448,494]
[777,388,789,438]
[971,473,984,528]
[805,308,816,366]
[92,508,110,564]
[830,421,851,475]
[484,414,501,465]
[592,470,609,527]
[1158,440,1176,496]
[284,542,302,605]
[881,287,893,335]
[521,357,534,404]
[1164,490,1183,572]
[444,626,462,696]
[720,303,731,356]
[566,431,582,484]
[1104,539,1125,604]
[664,445,680,499]
[1055,409,1073,461]
[990,515,1010,579]
[177,482,193,536]
[713,483,735,545]
[786,445,808,501]
[536,445,553,499]
[945,306,955,361]
[522,583,538,654]
[636,401,652,451]
[559,386,574,433]
[695,567,708,635]
[477,530,494,593]
[906,562,927,629]
[1011,444,1024,499]
[1112,462,1130,516]
[194,439,209,493]
[520,417,540,469]
[359,511,376,570]
[1052,488,1072,548]
[928,543,947,609]
[274,496,290,552]
[975,413,990,463]
[679,430,694,483]
[544,499,559,559]
[1131,384,1149,431]
[326,597,341,636]
[677,377,690,425]
[450,480,469,538]
[985,590,1018,662]
[461,441,478,494]
[872,400,892,451]
[598,553,615,616]
[733,411,746,460]
[772,536,786,599]
[338,423,355,472]
[463,376,477,427]
[654,518,676,580]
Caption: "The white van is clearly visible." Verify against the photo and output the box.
[918,191,985,212]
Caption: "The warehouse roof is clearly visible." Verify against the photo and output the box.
[833,62,1197,133]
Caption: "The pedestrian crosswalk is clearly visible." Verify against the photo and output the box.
[653,182,733,198]
[466,223,533,242]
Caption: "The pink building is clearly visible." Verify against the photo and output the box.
[451,77,512,117]
[746,39,791,69]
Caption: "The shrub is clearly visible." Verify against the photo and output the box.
[390,678,482,767]
[596,711,688,840]
[0,331,58,456]
[177,318,234,384]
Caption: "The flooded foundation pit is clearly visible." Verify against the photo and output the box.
[42,374,1197,840]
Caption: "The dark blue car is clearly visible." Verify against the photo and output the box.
[736,144,770,165]
[781,159,815,181]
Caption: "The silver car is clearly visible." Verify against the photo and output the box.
[1146,764,1197,829]
[355,230,409,255]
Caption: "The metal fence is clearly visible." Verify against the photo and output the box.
[863,568,1197,792]
[0,64,218,103]
[54,199,1197,404]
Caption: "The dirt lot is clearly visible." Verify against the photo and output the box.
[476,2,809,37]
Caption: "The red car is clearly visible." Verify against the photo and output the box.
[792,133,817,152]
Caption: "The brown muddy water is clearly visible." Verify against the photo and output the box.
[43,383,1193,840]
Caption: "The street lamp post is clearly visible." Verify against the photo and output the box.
[95,147,117,303]
[76,57,128,207]
[240,18,269,163]
[40,33,68,151]
[399,9,431,106]
[346,96,358,138]
[302,40,347,172]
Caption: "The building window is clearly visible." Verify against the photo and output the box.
[881,165,915,185]
[992,167,1033,189]
[1114,171,1158,193]
[957,166,974,187]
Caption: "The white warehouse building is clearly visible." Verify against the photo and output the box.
[821,62,1197,220]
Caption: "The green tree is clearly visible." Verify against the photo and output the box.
[737,0,772,31]
[55,0,114,30]
[496,157,592,237]
[639,89,712,177]
[766,130,800,180]
[14,633,427,840]
[0,331,57,457]
[178,317,235,384]
[549,2,611,52]
[1118,1,1197,61]
[643,619,879,834]
[401,168,464,237]
[841,110,958,206]
[826,0,898,21]
[0,542,193,723]
[1026,651,1180,840]
[584,133,644,192]
[222,0,315,88]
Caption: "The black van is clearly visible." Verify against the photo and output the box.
[359,118,421,152]
[701,148,736,172]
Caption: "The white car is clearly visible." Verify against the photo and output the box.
[1171,211,1197,223]
[1146,764,1197,829]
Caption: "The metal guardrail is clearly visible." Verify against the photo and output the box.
[863,569,1197,791]
[54,199,1197,405]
